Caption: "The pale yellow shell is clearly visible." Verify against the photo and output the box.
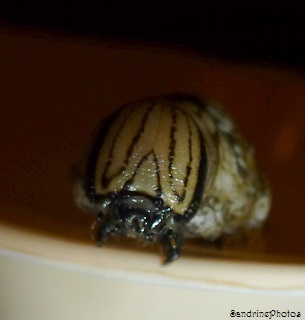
[93,100,203,215]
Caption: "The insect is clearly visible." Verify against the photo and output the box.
[74,94,271,264]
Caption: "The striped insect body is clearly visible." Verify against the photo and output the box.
[74,94,271,264]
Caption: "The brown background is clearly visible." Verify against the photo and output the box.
[1,27,305,260]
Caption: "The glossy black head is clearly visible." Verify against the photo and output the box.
[96,191,175,243]
[93,190,184,264]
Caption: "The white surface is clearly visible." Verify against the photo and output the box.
[1,250,305,320]
[1,223,305,320]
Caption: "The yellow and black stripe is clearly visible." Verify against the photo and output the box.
[85,95,207,219]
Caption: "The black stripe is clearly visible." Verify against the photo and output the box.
[168,108,179,199]
[176,127,207,221]
[101,107,135,188]
[129,151,162,197]
[182,115,193,197]
[154,152,162,198]
[168,109,194,203]
[126,104,154,160]
[101,103,154,188]
[85,109,122,201]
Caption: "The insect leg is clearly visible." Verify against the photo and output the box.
[93,213,118,246]
[160,229,183,265]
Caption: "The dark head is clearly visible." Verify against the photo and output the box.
[98,191,174,242]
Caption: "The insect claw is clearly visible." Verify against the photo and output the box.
[163,251,179,265]
[96,224,108,247]
[161,230,183,265]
